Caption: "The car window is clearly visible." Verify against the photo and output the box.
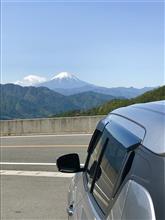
[92,121,141,215]
[93,137,127,213]
[86,133,104,188]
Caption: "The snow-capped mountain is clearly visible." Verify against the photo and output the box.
[51,72,78,80]
[38,72,91,90]
[26,71,154,98]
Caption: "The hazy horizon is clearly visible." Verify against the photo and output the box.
[0,71,161,89]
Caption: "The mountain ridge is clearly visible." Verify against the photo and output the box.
[56,86,165,117]
[0,83,116,119]
[37,72,155,98]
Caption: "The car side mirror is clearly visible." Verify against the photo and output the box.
[57,153,83,173]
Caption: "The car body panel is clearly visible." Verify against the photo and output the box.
[112,101,165,155]
[108,180,156,220]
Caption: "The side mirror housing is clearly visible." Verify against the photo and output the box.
[57,153,83,173]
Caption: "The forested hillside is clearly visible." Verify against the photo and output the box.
[0,84,116,119]
[56,86,165,117]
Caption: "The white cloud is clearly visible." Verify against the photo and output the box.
[15,75,47,86]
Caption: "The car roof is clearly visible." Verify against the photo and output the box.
[110,101,165,155]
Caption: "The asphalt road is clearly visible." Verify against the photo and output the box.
[0,134,92,220]
[1,134,91,146]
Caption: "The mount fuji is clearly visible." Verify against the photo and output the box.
[38,72,92,90]
[38,72,154,98]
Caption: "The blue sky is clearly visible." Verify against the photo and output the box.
[1,0,164,88]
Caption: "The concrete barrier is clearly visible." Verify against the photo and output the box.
[0,116,105,136]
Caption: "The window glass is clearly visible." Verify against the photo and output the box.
[92,121,140,214]
[93,136,127,213]
[86,136,103,188]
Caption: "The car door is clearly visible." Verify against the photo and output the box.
[71,128,108,220]
[70,119,142,220]
[68,126,104,219]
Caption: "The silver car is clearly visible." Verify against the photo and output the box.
[57,101,165,220]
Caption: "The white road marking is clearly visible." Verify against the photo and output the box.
[0,134,92,138]
[0,144,87,148]
[0,162,57,166]
[0,162,85,166]
[0,170,75,178]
